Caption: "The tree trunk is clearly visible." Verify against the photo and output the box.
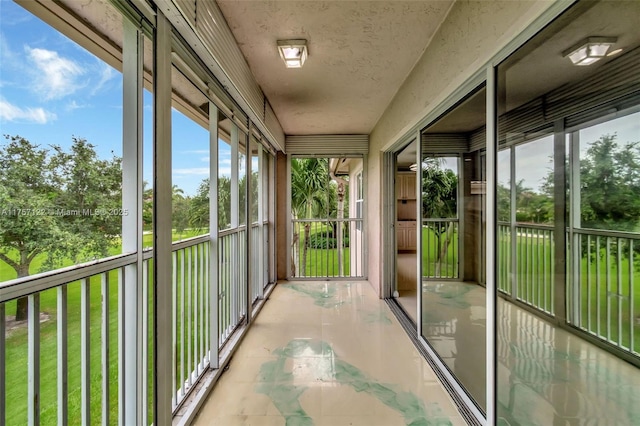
[291,231,299,277]
[15,263,30,321]
[302,223,311,277]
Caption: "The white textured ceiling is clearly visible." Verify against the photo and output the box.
[216,0,454,136]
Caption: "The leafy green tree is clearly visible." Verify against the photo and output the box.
[421,158,457,220]
[290,158,328,276]
[189,178,211,231]
[497,183,511,223]
[499,177,554,224]
[580,134,640,232]
[0,135,121,320]
[171,185,191,238]
[187,176,237,232]
[421,158,458,274]
[57,138,122,251]
[218,176,231,229]
[142,181,153,230]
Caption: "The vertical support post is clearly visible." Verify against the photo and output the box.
[122,17,144,425]
[362,153,369,279]
[230,124,239,324]
[257,143,265,299]
[28,294,40,426]
[382,152,396,299]
[231,125,239,230]
[554,121,568,323]
[572,129,582,325]
[415,133,423,338]
[245,126,252,323]
[57,286,68,426]
[286,154,292,279]
[209,100,219,368]
[486,65,497,426]
[268,151,276,283]
[457,156,465,280]
[153,10,173,426]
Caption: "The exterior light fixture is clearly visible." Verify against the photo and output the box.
[277,39,308,68]
[409,163,418,172]
[562,37,617,66]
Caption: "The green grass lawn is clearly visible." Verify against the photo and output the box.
[1,230,204,425]
[303,248,351,277]
[293,223,355,277]
[5,272,122,425]
[421,226,459,278]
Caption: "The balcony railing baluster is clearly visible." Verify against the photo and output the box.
[28,293,40,425]
[498,223,638,355]
[290,218,364,279]
[57,284,68,425]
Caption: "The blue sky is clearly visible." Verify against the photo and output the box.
[0,0,231,195]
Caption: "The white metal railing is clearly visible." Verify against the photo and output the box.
[291,218,364,279]
[218,228,247,346]
[498,222,639,356]
[171,235,210,410]
[422,219,459,279]
[572,228,639,355]
[515,224,555,314]
[0,229,258,424]
[497,222,555,315]
[0,252,146,426]
[249,222,269,304]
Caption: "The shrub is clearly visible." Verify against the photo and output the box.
[308,231,349,249]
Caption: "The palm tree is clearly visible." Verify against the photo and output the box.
[290,158,328,276]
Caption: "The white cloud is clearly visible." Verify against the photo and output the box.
[201,156,210,163]
[0,99,56,124]
[27,47,85,100]
[91,63,117,95]
[173,168,210,176]
[182,150,209,154]
[65,100,88,111]
[0,32,15,63]
[218,167,232,177]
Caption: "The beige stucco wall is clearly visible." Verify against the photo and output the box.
[366,0,556,296]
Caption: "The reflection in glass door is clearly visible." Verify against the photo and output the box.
[419,85,487,415]
[496,2,640,424]
[422,156,459,279]
[569,111,640,352]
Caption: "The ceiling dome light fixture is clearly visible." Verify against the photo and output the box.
[277,39,308,68]
[562,36,617,66]
[607,48,623,57]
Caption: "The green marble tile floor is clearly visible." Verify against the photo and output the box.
[194,281,465,426]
